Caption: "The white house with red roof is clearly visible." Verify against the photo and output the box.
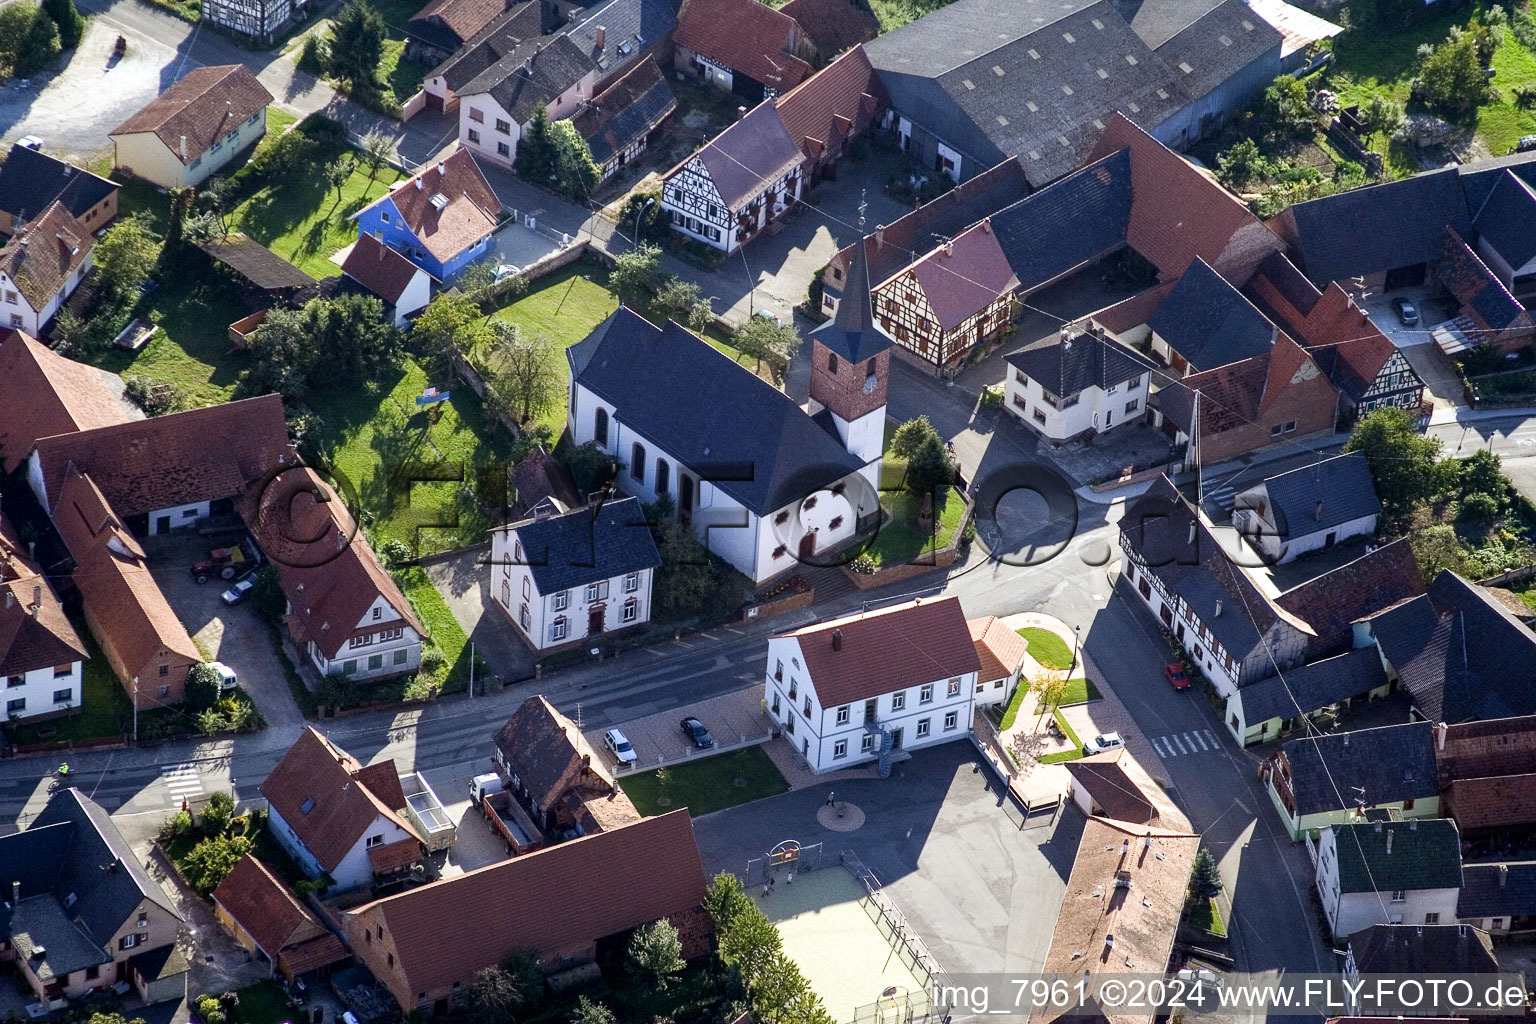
[0,202,95,336]
[764,596,980,774]
[341,234,434,326]
[0,510,87,723]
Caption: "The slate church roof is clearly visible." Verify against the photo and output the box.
[569,309,865,515]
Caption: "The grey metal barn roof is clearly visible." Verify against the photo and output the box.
[568,309,865,515]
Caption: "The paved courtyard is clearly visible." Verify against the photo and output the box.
[691,742,1082,980]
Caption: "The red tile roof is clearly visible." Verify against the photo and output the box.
[0,330,140,473]
[0,201,94,311]
[213,854,341,962]
[363,150,500,265]
[968,616,1026,684]
[410,0,506,47]
[0,512,86,677]
[777,0,877,58]
[1445,774,1536,829]
[345,810,708,997]
[1088,114,1281,283]
[241,466,424,660]
[885,218,1018,333]
[343,234,430,304]
[32,394,292,518]
[674,0,811,92]
[492,696,640,832]
[110,65,274,165]
[774,44,885,162]
[259,728,423,873]
[50,468,200,689]
[780,596,981,706]
[1436,715,1536,780]
[1275,539,1424,660]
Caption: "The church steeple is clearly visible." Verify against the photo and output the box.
[808,201,889,466]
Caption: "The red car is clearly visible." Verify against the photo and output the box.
[1164,663,1191,690]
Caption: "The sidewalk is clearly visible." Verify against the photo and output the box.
[1429,404,1536,426]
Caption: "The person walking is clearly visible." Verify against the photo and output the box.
[769,876,776,894]
[786,869,794,885]
[825,791,835,808]
[762,880,770,898]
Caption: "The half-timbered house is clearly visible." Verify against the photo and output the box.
[202,0,296,43]
[661,101,803,253]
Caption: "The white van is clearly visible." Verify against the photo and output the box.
[208,662,237,691]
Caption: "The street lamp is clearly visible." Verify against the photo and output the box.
[633,197,656,245]
[1068,624,1082,678]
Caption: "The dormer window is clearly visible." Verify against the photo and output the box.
[300,797,316,814]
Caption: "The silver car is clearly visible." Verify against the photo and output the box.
[604,728,637,765]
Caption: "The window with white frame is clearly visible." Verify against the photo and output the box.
[551,616,568,642]
[624,573,639,593]
[622,598,637,623]
[920,683,934,703]
[916,718,930,737]
[835,705,850,725]
[861,734,873,751]
[519,604,530,629]
[553,590,568,610]
[834,739,847,759]
[892,693,905,711]
[944,710,958,730]
[586,580,610,602]
[947,677,961,696]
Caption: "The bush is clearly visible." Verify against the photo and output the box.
[419,647,447,676]
[849,553,876,574]
[12,4,60,76]
[186,663,223,712]
[181,833,252,895]
[124,376,181,416]
[889,416,941,461]
[158,809,193,842]
[251,565,287,622]
[298,33,328,74]
[42,0,83,48]
[1414,26,1494,114]
[1459,491,1502,524]
[200,790,237,836]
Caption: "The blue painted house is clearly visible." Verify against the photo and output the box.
[354,149,501,281]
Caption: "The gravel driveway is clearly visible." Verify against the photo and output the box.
[0,19,186,160]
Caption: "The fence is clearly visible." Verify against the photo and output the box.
[840,851,951,1020]
[743,841,824,885]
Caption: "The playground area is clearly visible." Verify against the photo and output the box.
[759,866,933,1024]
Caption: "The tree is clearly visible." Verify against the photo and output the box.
[469,967,526,1024]
[1458,448,1507,502]
[514,107,557,184]
[248,307,318,400]
[654,522,719,616]
[1189,848,1223,901]
[485,321,562,424]
[412,292,486,362]
[905,433,954,500]
[326,1,384,87]
[1411,523,1473,580]
[571,997,615,1024]
[0,2,39,69]
[182,833,252,895]
[658,277,702,318]
[1416,27,1491,114]
[13,5,59,76]
[87,1012,146,1024]
[1459,491,1501,525]
[251,565,287,622]
[197,177,234,235]
[93,216,161,299]
[705,872,754,932]
[1343,408,1443,513]
[1216,138,1268,188]
[1360,94,1405,136]
[186,663,223,712]
[1029,668,1068,726]
[1261,74,1313,134]
[889,416,941,461]
[41,0,83,48]
[360,130,393,185]
[327,156,356,215]
[200,790,236,837]
[628,919,685,990]
[718,903,782,986]
[609,242,664,296]
[549,119,600,201]
[731,315,802,379]
[560,441,619,495]
[297,33,328,75]
[750,953,834,1024]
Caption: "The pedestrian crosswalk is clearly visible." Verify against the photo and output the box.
[1151,729,1223,758]
[161,763,204,803]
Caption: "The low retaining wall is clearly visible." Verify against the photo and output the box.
[844,545,956,590]
[6,735,130,758]
[743,579,815,621]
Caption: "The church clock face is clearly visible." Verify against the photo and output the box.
[862,374,877,395]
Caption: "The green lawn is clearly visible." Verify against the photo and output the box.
[393,565,471,689]
[868,0,954,33]
[1326,3,1536,163]
[861,487,965,567]
[1188,897,1226,936]
[8,621,133,745]
[1038,709,1083,764]
[231,148,402,279]
[620,746,790,817]
[998,679,1030,730]
[232,980,295,1024]
[312,357,513,554]
[1017,627,1074,671]
[1034,677,1098,712]
[89,272,250,407]
[379,39,430,105]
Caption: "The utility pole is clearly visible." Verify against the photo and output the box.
[468,642,475,699]
[132,677,138,745]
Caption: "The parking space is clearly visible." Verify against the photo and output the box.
[583,686,769,773]
[143,533,305,729]
[693,743,1080,977]
[489,219,566,271]
[410,763,517,879]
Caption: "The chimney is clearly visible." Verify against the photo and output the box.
[981,216,991,234]
[875,224,885,247]
[737,105,748,119]
[1121,839,1129,854]
[1436,721,1447,751]
[1409,819,1417,831]
[831,628,843,651]
[10,881,17,905]
[1385,830,1393,855]
[3,593,10,610]
[1214,598,1222,617]
[1500,864,1510,888]
[415,177,424,190]
[943,240,954,257]
[595,24,605,48]
[31,585,40,617]
[1314,499,1324,521]
[437,161,446,176]
[180,135,187,159]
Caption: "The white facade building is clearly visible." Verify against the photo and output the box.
[1315,818,1463,940]
[487,497,661,651]
[304,594,424,682]
[763,597,981,773]
[1002,328,1156,443]
[1231,453,1381,565]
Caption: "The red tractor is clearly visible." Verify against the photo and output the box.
[190,544,247,584]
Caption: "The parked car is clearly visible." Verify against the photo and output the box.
[208,662,237,691]
[1164,662,1190,691]
[221,575,256,605]
[680,716,714,749]
[16,136,43,151]
[604,728,637,765]
[1515,135,1536,153]
[1391,296,1419,326]
[1082,731,1124,756]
